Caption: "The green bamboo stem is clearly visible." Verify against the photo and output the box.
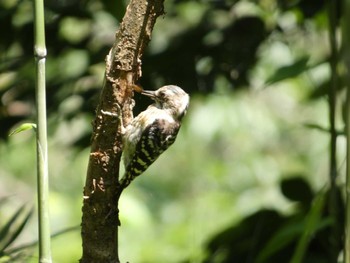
[345,74,350,263]
[343,0,350,261]
[326,1,341,262]
[33,0,52,261]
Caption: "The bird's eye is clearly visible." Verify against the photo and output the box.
[158,90,166,98]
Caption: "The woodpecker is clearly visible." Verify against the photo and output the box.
[119,85,190,190]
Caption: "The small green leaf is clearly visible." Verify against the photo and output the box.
[303,123,329,133]
[303,123,345,136]
[266,56,310,85]
[8,123,37,136]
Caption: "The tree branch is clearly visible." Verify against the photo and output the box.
[80,0,164,262]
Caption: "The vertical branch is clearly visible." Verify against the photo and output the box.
[80,0,164,262]
[327,1,341,261]
[343,0,350,261]
[33,0,52,261]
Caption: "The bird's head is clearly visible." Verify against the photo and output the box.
[141,85,190,120]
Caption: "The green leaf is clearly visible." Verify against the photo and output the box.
[0,205,33,253]
[256,216,331,262]
[5,225,79,255]
[266,56,310,85]
[290,190,327,263]
[256,222,303,262]
[8,123,37,136]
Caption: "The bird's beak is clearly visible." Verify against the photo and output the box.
[131,84,143,93]
[141,90,156,99]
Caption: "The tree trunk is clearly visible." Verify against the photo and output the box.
[80,0,164,262]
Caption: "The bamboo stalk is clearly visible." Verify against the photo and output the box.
[345,72,350,263]
[343,0,350,261]
[326,1,341,261]
[33,0,52,261]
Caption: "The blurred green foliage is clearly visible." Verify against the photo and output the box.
[0,200,33,262]
[0,0,345,262]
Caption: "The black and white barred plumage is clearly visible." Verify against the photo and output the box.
[119,85,190,189]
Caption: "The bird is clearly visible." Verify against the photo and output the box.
[119,85,190,190]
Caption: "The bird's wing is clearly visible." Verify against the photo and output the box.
[120,119,180,187]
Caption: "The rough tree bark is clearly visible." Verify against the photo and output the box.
[80,0,165,262]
